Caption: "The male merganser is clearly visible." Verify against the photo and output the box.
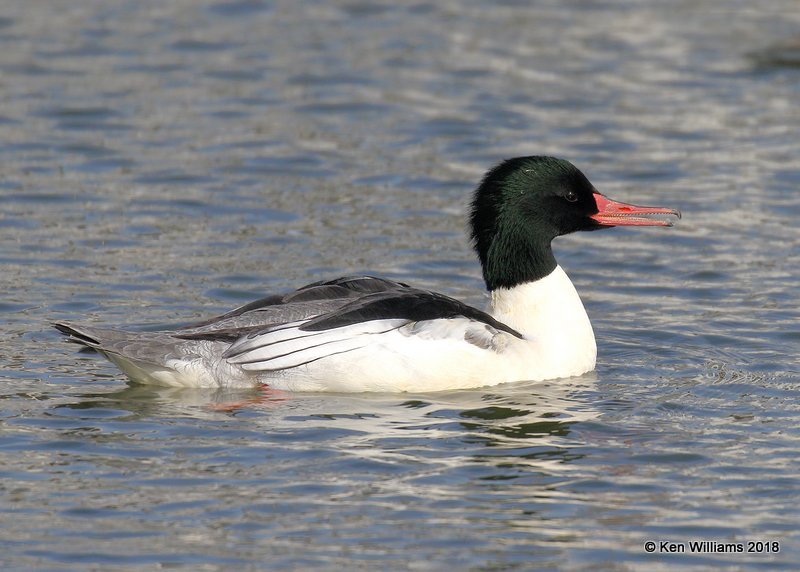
[55,156,679,392]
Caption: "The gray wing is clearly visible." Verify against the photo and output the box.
[173,276,413,342]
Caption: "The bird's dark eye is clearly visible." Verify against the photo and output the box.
[564,191,578,203]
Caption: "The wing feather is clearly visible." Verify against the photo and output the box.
[223,319,408,370]
[175,276,411,337]
[300,289,522,338]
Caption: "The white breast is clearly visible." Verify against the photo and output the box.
[489,265,597,381]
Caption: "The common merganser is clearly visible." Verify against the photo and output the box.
[55,156,679,392]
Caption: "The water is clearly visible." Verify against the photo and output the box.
[2,0,799,569]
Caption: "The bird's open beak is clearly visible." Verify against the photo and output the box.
[590,192,681,227]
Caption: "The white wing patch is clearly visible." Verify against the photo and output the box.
[224,316,513,374]
[224,319,408,372]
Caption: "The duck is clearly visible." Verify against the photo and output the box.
[55,156,679,392]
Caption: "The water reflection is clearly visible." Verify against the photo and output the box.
[45,375,603,489]
[749,37,800,69]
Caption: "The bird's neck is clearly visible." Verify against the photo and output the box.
[478,221,558,290]
[489,265,596,365]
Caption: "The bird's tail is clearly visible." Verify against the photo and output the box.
[54,322,192,386]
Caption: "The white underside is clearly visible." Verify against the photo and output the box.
[106,265,597,392]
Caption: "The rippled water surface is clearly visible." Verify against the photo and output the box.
[2,1,799,570]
